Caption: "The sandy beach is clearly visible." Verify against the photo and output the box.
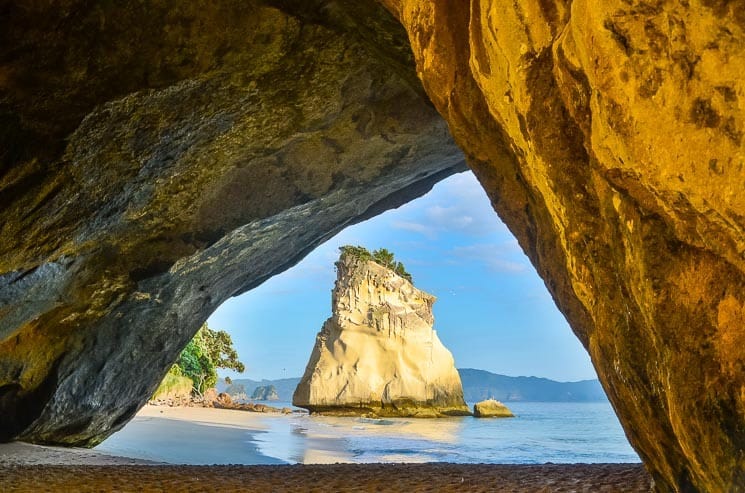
[93,405,288,465]
[0,406,652,491]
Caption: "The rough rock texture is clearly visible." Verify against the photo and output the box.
[473,399,514,419]
[212,393,234,409]
[0,1,466,446]
[2,0,745,490]
[380,0,745,490]
[293,252,470,417]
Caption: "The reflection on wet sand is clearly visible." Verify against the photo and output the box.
[255,414,466,464]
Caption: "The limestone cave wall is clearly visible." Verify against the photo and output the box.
[380,0,745,490]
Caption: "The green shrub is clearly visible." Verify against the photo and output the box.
[157,323,245,397]
[152,368,193,401]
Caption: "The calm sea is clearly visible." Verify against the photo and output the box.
[97,401,639,464]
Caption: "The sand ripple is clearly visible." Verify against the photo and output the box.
[0,463,651,492]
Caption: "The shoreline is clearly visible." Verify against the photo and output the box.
[93,405,286,465]
[0,405,651,491]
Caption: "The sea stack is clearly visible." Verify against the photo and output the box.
[293,248,470,417]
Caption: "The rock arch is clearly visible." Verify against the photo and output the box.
[0,0,465,446]
[1,1,744,491]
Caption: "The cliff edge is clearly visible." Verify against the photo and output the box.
[293,250,470,417]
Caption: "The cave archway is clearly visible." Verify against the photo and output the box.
[1,1,744,491]
[128,169,635,465]
[0,0,466,447]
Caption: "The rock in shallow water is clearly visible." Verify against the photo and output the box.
[293,251,470,417]
[473,400,514,419]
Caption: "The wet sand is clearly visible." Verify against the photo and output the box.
[93,406,286,465]
[0,463,651,492]
[0,441,159,466]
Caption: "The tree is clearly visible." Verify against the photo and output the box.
[338,245,372,261]
[372,248,395,269]
[175,330,215,396]
[393,261,412,283]
[202,326,245,373]
[170,323,245,396]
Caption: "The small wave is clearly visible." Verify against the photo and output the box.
[356,418,397,426]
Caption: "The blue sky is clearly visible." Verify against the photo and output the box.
[208,171,597,383]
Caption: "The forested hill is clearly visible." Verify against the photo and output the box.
[218,370,606,403]
[458,368,607,402]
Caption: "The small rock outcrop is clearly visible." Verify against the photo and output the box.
[473,400,514,418]
[293,250,470,417]
[251,385,279,401]
[212,393,234,409]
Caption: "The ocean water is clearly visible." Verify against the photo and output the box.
[257,401,639,464]
[98,401,639,464]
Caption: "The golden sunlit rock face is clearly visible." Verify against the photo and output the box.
[293,252,470,417]
[381,0,745,490]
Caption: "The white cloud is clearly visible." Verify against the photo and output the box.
[391,220,437,239]
[427,205,475,230]
[388,171,510,239]
[448,242,529,273]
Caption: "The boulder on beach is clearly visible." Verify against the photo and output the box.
[202,388,219,406]
[473,399,514,418]
[213,393,234,409]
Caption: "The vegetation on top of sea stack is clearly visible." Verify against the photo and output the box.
[338,245,412,283]
[164,323,245,396]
